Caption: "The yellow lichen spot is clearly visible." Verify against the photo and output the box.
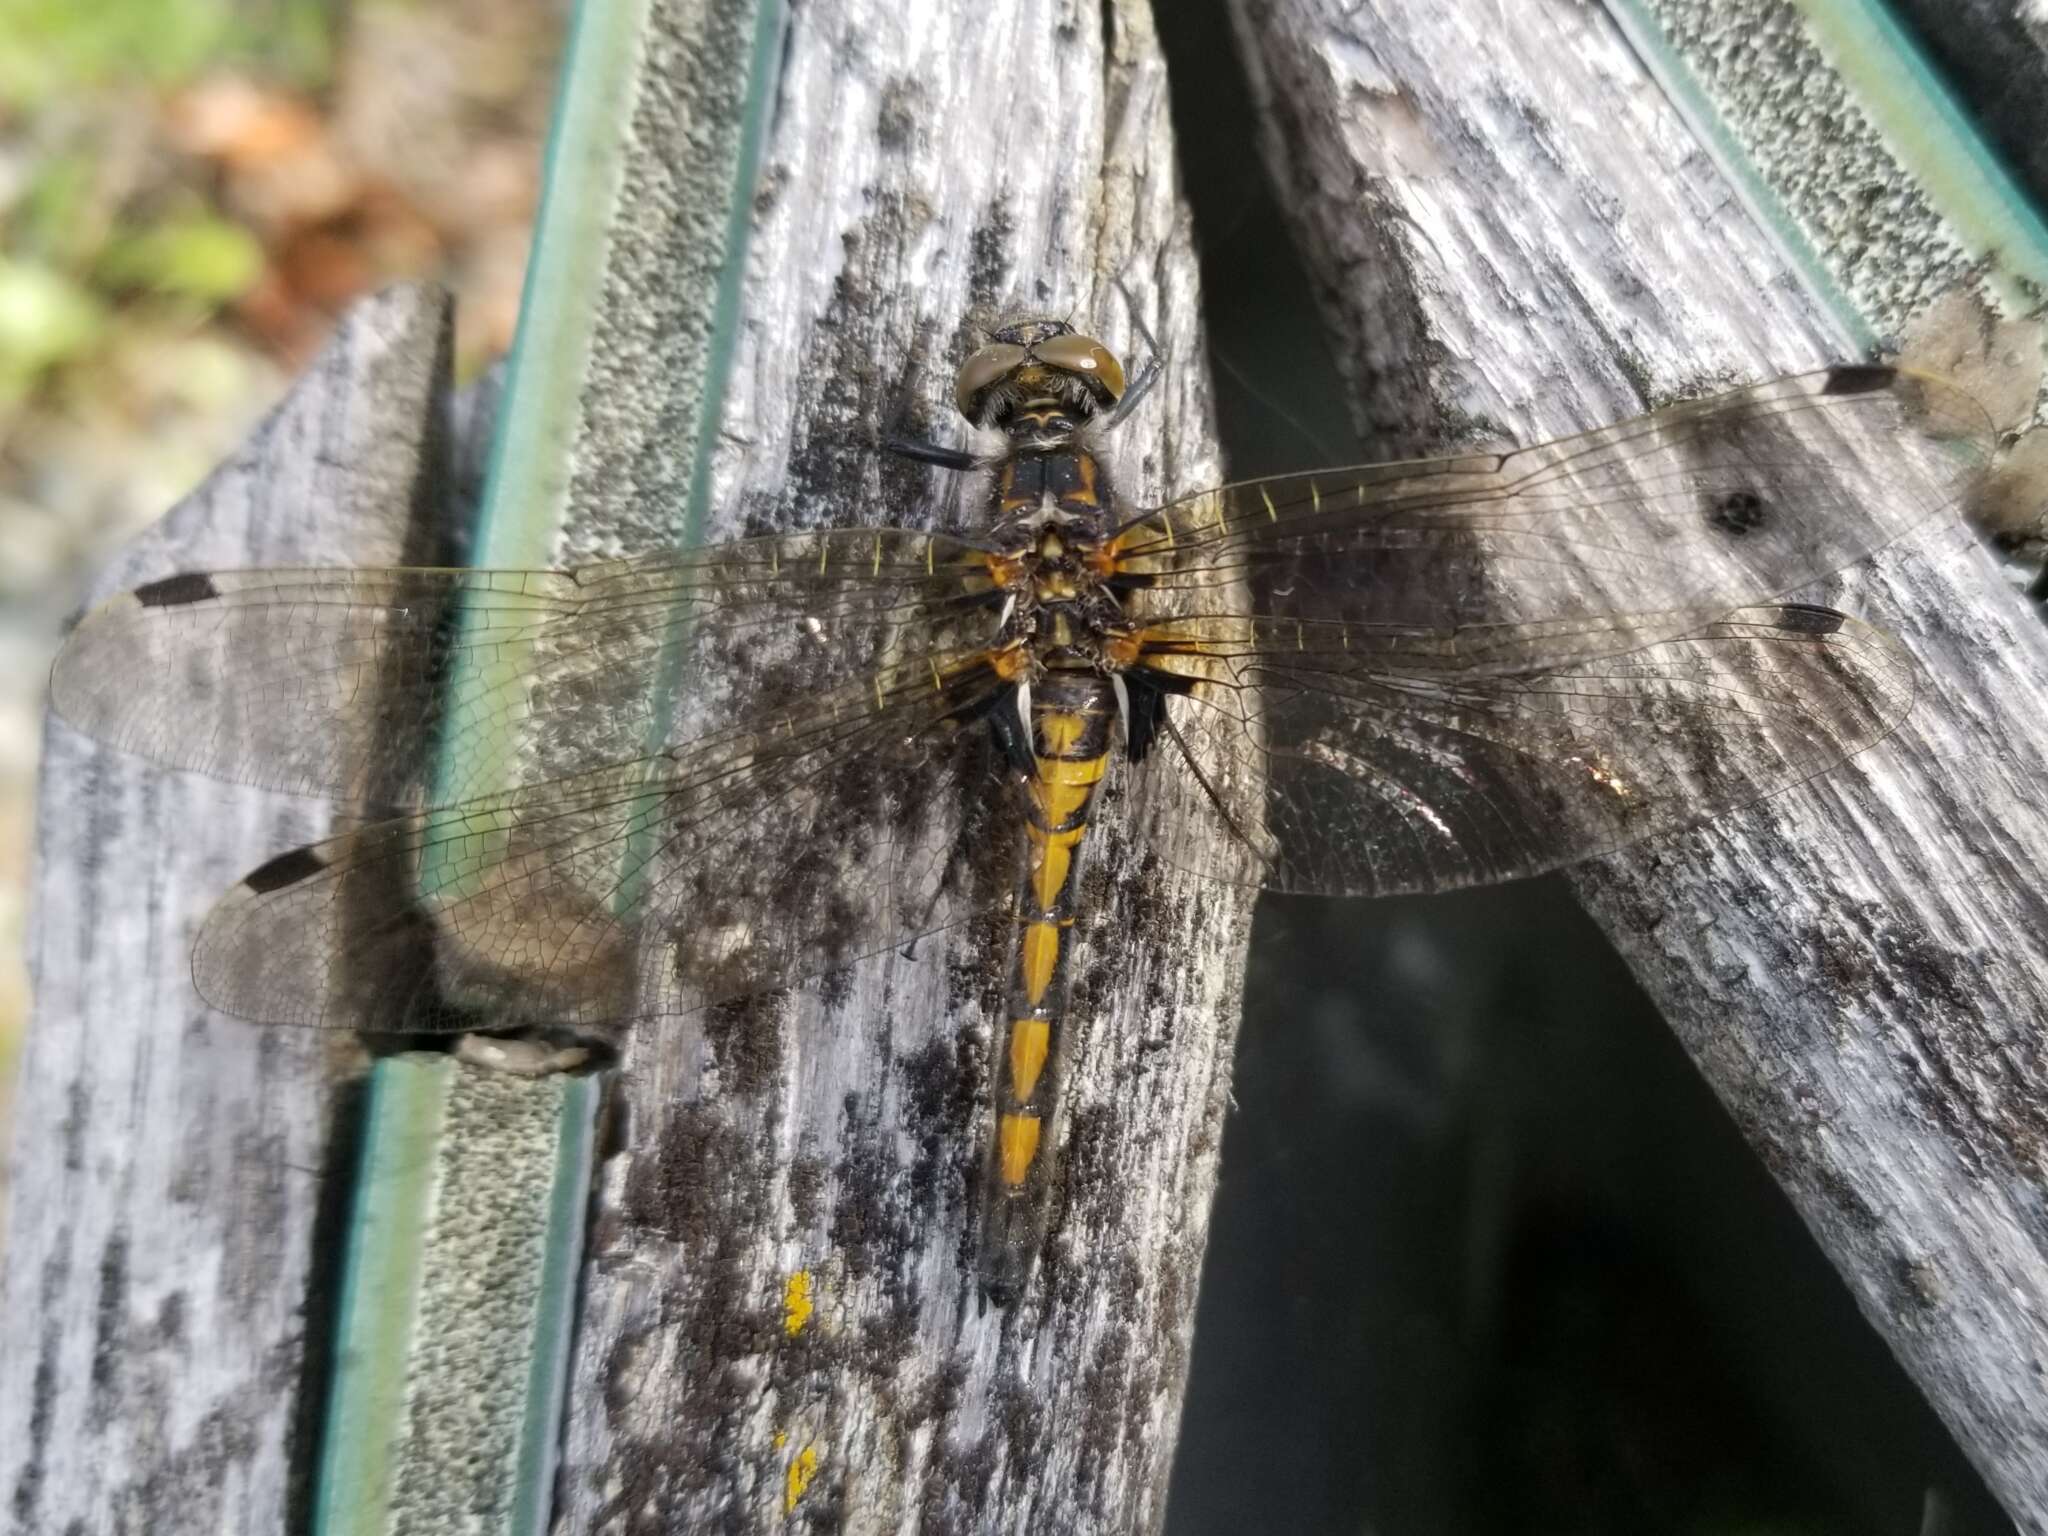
[785,1443,818,1514]
[773,1430,787,1450]
[783,1270,813,1337]
[999,1113,1042,1186]
[1020,921,1060,1006]
[1008,1018,1050,1103]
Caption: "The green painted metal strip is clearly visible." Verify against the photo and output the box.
[313,1056,452,1536]
[1605,0,1877,349]
[424,0,651,820]
[511,1073,600,1536]
[469,0,650,575]
[317,0,791,1527]
[659,0,784,561]
[1608,0,2048,348]
[1792,0,2048,312]
[616,0,787,910]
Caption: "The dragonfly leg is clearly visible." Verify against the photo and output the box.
[1098,277,1164,433]
[882,434,980,472]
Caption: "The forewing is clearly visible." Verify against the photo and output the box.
[1128,603,1916,895]
[50,528,1000,806]
[190,649,1015,1031]
[1111,365,1991,665]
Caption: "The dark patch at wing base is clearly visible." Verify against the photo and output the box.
[133,572,221,608]
[243,846,328,894]
[1771,603,1847,636]
[1821,363,1896,395]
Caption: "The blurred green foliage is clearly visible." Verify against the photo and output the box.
[96,214,265,303]
[0,258,103,399]
[0,0,330,403]
[0,0,332,106]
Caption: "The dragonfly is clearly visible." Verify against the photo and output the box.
[49,314,1993,1303]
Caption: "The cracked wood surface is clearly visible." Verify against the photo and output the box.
[2,286,456,1535]
[546,1,1244,1532]
[6,1,1251,1529]
[1233,0,2048,1524]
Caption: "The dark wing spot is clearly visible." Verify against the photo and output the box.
[1820,363,1896,396]
[133,572,220,608]
[1771,603,1847,636]
[1706,488,1770,536]
[243,845,327,894]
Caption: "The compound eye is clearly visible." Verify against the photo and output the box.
[955,343,1027,420]
[1033,332,1126,404]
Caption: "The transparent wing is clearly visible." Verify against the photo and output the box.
[51,528,1002,805]
[190,648,1016,1031]
[1111,365,1978,895]
[1110,365,1991,668]
[1126,603,1916,895]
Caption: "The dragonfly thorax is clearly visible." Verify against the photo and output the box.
[974,520,1131,691]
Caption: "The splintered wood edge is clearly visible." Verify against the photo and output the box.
[2,285,456,1533]
[1235,0,2048,1520]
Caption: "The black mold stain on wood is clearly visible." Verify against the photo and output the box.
[828,1101,917,1296]
[1077,1349,1127,1500]
[88,1233,128,1426]
[777,211,935,529]
[155,1289,187,1347]
[1808,1155,1887,1239]
[876,75,921,150]
[898,1031,979,1237]
[10,1324,58,1528]
[602,1105,786,1528]
[921,1424,999,1531]
[700,989,789,1099]
[786,1151,828,1230]
[61,1076,86,1176]
[967,198,1016,313]
[993,1371,1048,1489]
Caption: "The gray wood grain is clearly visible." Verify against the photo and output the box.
[1233,0,2048,1524]
[1,286,455,1534]
[551,1,1246,1531]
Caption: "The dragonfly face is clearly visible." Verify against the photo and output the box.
[954,316,1128,427]
[49,318,1996,1303]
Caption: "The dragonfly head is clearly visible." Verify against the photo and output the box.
[955,316,1127,429]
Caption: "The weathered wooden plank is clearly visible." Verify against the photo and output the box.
[1,286,455,1534]
[550,0,1241,1531]
[1231,0,2048,1524]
